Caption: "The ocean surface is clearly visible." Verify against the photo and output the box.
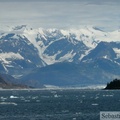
[0,89,120,120]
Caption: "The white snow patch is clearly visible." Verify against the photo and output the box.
[5,65,14,67]
[60,29,70,36]
[42,51,61,65]
[0,52,24,64]
[79,54,85,60]
[23,28,46,66]
[113,48,120,58]
[27,60,32,63]
[13,74,23,79]
[103,55,109,59]
[59,50,76,62]
[2,63,8,72]
[79,49,91,60]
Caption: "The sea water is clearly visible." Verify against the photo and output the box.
[0,89,120,120]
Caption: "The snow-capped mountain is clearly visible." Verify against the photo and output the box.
[0,25,120,87]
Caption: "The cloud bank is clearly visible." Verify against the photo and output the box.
[0,0,120,31]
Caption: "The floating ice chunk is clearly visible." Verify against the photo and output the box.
[1,97,7,100]
[10,95,18,99]
[92,103,98,106]
[24,100,30,102]
[54,94,58,98]
[76,112,82,115]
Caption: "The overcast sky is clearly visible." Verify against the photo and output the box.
[0,0,120,31]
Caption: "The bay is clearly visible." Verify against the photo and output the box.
[0,89,119,120]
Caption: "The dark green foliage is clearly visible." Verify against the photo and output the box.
[105,79,120,89]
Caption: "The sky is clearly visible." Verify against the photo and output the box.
[0,0,120,31]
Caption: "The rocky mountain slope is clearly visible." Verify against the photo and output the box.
[0,73,29,89]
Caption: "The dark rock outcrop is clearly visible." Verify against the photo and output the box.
[105,79,120,89]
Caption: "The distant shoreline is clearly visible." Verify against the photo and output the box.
[0,85,106,91]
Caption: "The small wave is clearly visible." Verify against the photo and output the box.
[82,95,85,97]
[51,91,57,94]
[95,97,99,99]
[61,110,69,113]
[32,96,38,99]
[0,97,7,100]
[54,94,59,98]
[36,100,40,102]
[91,103,98,106]
[103,94,114,97]
[73,118,77,120]
[0,102,17,106]
[41,96,50,98]
[24,100,30,102]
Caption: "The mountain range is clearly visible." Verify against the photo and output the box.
[0,25,120,88]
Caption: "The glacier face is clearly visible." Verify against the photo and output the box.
[0,25,120,87]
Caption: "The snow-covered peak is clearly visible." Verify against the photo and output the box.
[1,25,120,49]
[1,25,119,41]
